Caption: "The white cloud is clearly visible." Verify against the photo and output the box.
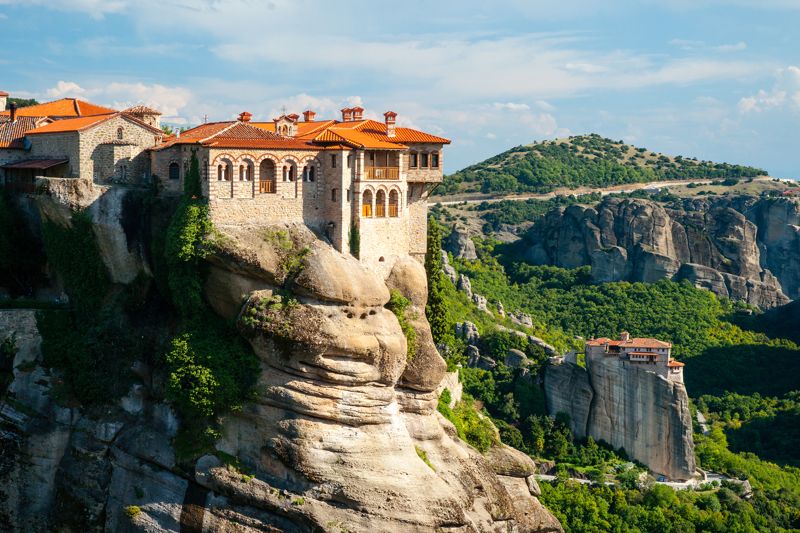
[46,80,87,98]
[44,80,193,120]
[739,65,800,113]
[493,102,530,111]
[535,100,556,112]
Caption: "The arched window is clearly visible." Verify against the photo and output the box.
[309,166,315,182]
[288,164,296,182]
[389,189,399,217]
[362,190,373,217]
[217,161,232,181]
[242,160,254,181]
[375,189,386,217]
[259,159,276,193]
[168,162,180,181]
[239,165,245,181]
[117,127,124,140]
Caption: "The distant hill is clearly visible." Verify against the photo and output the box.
[437,134,766,196]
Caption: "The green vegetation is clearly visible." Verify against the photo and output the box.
[539,476,800,533]
[473,193,602,231]
[424,216,451,345]
[437,134,765,196]
[697,391,800,467]
[261,228,310,279]
[427,215,800,530]
[0,192,44,296]
[387,289,417,361]
[124,505,141,520]
[415,445,436,471]
[161,151,260,460]
[437,389,498,453]
[348,223,360,259]
[36,210,146,405]
[5,97,38,110]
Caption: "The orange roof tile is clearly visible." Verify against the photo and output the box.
[25,114,113,135]
[667,359,685,368]
[587,337,672,349]
[25,112,163,136]
[0,98,116,119]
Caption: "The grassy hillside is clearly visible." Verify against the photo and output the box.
[437,134,766,196]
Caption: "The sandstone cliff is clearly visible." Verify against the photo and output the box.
[544,358,695,481]
[0,180,562,532]
[521,196,798,308]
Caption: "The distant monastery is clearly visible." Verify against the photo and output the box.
[586,331,684,382]
[0,91,449,266]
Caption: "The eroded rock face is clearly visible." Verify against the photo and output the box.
[522,197,795,308]
[201,223,562,532]
[544,357,695,481]
[34,177,152,284]
[445,227,478,260]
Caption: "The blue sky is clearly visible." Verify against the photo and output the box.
[1,0,799,177]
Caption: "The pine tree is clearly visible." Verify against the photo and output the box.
[184,150,202,198]
[425,216,449,344]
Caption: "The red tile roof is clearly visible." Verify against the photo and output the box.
[155,112,450,152]
[0,98,116,119]
[667,360,685,368]
[0,91,8,97]
[587,337,672,349]
[25,114,112,135]
[0,116,42,148]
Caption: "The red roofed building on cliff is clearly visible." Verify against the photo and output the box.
[586,331,684,382]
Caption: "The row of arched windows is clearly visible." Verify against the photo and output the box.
[362,189,400,218]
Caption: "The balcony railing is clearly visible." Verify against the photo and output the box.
[364,166,399,180]
[259,180,275,193]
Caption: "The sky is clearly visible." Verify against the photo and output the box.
[1,0,798,177]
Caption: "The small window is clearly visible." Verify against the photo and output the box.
[331,188,337,201]
[168,162,180,180]
[409,152,418,168]
[431,152,440,168]
[369,152,375,162]
[331,154,337,168]
[420,153,429,168]
[309,166,315,182]
[117,127,124,140]
[347,154,352,168]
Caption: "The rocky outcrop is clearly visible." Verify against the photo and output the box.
[544,356,695,481]
[34,177,152,284]
[199,224,563,531]
[445,226,478,260]
[522,196,797,308]
[1,200,562,531]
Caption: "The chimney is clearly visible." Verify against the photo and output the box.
[0,91,7,112]
[9,103,17,123]
[384,110,397,138]
[303,109,316,122]
[341,107,353,122]
[238,111,252,123]
[620,331,630,342]
[351,106,364,121]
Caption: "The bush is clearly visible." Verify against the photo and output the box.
[387,289,417,361]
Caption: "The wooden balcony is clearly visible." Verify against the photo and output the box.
[259,180,275,193]
[364,166,399,180]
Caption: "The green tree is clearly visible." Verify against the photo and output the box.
[425,216,450,344]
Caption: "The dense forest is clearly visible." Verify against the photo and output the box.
[425,219,800,532]
[435,134,766,196]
